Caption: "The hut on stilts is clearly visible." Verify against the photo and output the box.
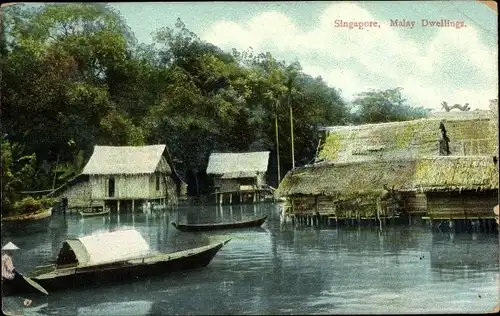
[51,145,186,212]
[276,100,499,232]
[206,151,272,204]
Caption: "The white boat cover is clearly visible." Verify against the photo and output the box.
[59,229,151,266]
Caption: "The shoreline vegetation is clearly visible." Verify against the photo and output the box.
[2,3,432,217]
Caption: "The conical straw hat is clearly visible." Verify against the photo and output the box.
[2,242,20,251]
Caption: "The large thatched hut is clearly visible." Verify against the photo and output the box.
[277,156,498,219]
[277,101,499,222]
[52,145,186,211]
[206,151,271,204]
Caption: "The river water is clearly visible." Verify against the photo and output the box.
[2,203,499,315]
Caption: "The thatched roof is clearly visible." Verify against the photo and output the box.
[56,229,151,267]
[317,115,497,163]
[276,156,498,201]
[206,151,270,176]
[82,145,171,175]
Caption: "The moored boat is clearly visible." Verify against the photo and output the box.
[1,207,53,222]
[171,215,268,232]
[3,229,230,295]
[1,208,53,234]
[79,208,110,217]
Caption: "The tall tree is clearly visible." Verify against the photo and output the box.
[350,87,431,124]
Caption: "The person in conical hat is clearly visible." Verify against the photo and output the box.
[1,242,33,307]
[2,242,20,251]
[2,242,20,281]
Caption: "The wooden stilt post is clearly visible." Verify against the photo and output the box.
[377,197,382,231]
[229,194,233,205]
[117,200,121,213]
[132,199,135,212]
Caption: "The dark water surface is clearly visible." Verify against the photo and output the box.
[2,203,499,315]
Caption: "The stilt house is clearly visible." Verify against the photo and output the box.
[52,145,186,210]
[276,99,499,221]
[207,151,271,204]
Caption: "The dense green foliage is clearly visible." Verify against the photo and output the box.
[349,88,432,124]
[0,4,431,209]
[13,196,57,215]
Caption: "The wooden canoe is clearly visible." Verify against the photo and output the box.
[1,208,52,222]
[1,208,53,234]
[171,215,268,232]
[79,209,110,217]
[3,229,231,296]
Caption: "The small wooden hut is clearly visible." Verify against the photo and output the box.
[53,145,186,211]
[206,151,271,204]
[277,103,499,224]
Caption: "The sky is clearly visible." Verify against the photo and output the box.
[102,2,496,110]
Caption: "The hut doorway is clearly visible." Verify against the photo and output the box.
[108,177,115,197]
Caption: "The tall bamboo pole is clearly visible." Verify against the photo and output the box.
[275,100,281,184]
[289,92,295,169]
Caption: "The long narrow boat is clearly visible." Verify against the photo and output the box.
[79,208,110,217]
[1,208,53,234]
[171,215,268,232]
[2,229,230,296]
[1,207,53,222]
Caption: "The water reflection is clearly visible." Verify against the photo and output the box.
[1,203,498,315]
[431,232,499,271]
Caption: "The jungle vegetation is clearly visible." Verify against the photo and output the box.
[0,3,431,214]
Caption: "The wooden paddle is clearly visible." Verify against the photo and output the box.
[21,275,48,295]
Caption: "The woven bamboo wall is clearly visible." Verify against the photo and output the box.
[426,190,498,218]
[401,192,428,214]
